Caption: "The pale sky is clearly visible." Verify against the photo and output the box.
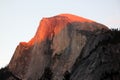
[0,0,120,68]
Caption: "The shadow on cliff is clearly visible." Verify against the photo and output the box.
[71,29,120,80]
[0,29,120,80]
[0,67,20,80]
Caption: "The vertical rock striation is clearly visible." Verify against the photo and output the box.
[2,14,119,80]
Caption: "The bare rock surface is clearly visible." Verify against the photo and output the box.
[1,14,119,80]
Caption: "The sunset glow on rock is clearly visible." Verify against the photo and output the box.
[59,14,94,22]
[27,14,108,46]
[8,14,111,80]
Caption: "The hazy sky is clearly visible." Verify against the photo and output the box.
[0,0,120,68]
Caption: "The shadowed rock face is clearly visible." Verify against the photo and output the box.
[3,14,120,80]
[8,14,108,80]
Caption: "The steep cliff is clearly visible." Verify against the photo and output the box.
[70,29,120,80]
[1,14,119,80]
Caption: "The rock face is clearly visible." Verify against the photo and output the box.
[70,30,120,80]
[1,14,120,80]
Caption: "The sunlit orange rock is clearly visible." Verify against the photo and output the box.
[8,14,109,80]
[27,13,108,46]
